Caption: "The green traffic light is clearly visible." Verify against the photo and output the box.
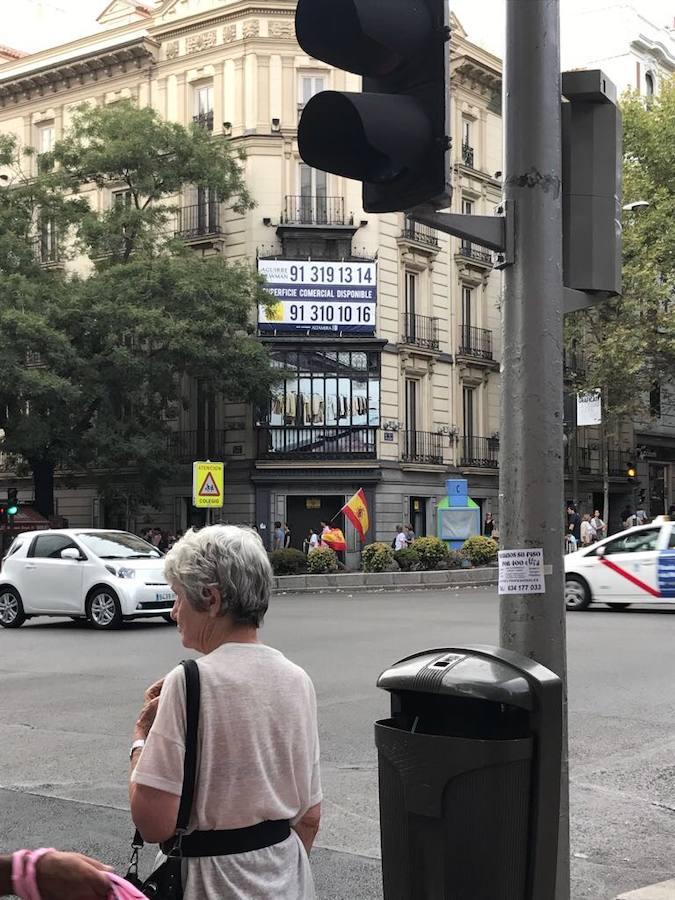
[7,504,18,516]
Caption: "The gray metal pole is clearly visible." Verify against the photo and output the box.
[500,1,569,898]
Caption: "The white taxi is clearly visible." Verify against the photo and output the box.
[0,529,176,629]
[564,517,675,610]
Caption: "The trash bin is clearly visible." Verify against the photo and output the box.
[375,645,562,900]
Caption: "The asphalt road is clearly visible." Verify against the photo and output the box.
[1,587,675,899]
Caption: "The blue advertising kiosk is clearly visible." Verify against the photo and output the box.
[437,479,481,550]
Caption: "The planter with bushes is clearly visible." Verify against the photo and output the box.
[462,535,499,566]
[269,548,308,576]
[307,547,338,574]
[362,542,395,573]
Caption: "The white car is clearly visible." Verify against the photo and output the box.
[565,518,675,610]
[0,529,176,630]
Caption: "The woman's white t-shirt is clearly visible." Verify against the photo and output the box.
[131,643,322,899]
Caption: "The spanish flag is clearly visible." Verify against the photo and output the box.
[341,489,369,541]
[321,527,347,552]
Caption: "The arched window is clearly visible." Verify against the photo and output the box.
[645,72,654,97]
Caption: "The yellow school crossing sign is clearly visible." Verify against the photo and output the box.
[192,461,224,508]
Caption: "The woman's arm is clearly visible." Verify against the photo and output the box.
[129,781,180,844]
[1,851,112,899]
[292,803,321,855]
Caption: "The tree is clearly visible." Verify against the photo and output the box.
[0,102,273,517]
[566,78,675,425]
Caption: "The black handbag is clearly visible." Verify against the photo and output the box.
[125,659,200,900]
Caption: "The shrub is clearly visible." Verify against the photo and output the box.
[462,535,499,566]
[362,541,395,573]
[444,550,467,570]
[410,536,450,571]
[394,548,420,571]
[307,547,338,574]
[269,548,308,576]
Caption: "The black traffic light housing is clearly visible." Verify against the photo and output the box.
[295,0,450,213]
[626,462,637,481]
[0,503,6,527]
[7,488,18,518]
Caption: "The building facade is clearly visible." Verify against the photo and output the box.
[0,0,504,563]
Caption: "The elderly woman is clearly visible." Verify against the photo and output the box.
[128,525,321,899]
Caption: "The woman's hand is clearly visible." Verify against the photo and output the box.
[36,851,113,899]
[133,677,165,740]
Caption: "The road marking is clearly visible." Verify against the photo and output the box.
[600,558,661,597]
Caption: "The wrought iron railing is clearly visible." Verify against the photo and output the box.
[401,216,439,248]
[608,449,633,476]
[459,436,499,468]
[166,430,226,464]
[192,111,214,131]
[281,195,350,226]
[462,143,475,167]
[459,242,493,264]
[174,203,221,240]
[401,431,444,465]
[257,426,377,459]
[402,313,440,350]
[458,325,494,360]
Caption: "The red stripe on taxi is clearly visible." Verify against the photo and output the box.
[600,558,661,598]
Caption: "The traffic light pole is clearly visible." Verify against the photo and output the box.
[500,2,569,898]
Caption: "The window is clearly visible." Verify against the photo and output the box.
[645,72,654,97]
[77,531,161,559]
[668,529,675,550]
[461,121,474,166]
[299,163,327,223]
[29,534,82,559]
[261,348,380,457]
[112,188,132,208]
[649,382,661,418]
[38,216,57,264]
[602,529,661,555]
[463,386,475,438]
[298,74,325,119]
[462,285,473,329]
[36,122,55,173]
[463,119,472,147]
[193,84,214,130]
[461,199,473,252]
[405,270,417,317]
[405,379,418,433]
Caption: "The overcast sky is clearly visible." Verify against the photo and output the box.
[2,0,673,59]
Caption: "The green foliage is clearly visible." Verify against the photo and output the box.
[565,78,675,424]
[409,536,450,571]
[393,547,420,571]
[307,548,338,575]
[269,548,308,576]
[445,550,468,570]
[461,535,498,566]
[362,541,395,572]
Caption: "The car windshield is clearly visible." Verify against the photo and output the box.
[77,532,162,560]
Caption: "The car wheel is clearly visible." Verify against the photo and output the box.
[565,575,591,611]
[607,603,632,610]
[162,613,175,624]
[86,587,123,630]
[0,588,26,628]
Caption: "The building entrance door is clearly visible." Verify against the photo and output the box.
[286,494,345,551]
[409,497,427,538]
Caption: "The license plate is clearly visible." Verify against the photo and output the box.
[156,591,175,603]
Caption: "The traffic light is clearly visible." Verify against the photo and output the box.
[0,503,5,526]
[562,70,622,296]
[295,0,450,213]
[7,488,18,518]
[626,462,637,481]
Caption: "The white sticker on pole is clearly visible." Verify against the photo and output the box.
[498,548,546,595]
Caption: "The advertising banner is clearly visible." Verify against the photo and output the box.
[257,259,377,334]
[577,389,602,426]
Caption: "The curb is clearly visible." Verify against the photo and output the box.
[273,567,498,594]
[615,881,675,899]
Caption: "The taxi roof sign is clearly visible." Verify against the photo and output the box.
[192,461,224,508]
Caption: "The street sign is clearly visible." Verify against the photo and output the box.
[192,461,224,508]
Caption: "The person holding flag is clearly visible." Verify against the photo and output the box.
[341,489,369,542]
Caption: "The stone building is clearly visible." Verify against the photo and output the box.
[0,0,504,565]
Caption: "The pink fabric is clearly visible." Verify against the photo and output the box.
[11,849,146,900]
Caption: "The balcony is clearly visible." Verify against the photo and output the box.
[281,195,352,227]
[458,325,494,361]
[174,203,221,241]
[402,313,440,351]
[192,111,214,131]
[459,436,499,468]
[458,242,494,266]
[401,430,444,465]
[461,143,475,167]
[257,425,377,460]
[563,351,586,381]
[563,448,633,477]
[167,430,226,464]
[401,216,439,248]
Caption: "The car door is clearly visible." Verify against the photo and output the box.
[656,523,675,602]
[23,534,86,614]
[593,526,664,603]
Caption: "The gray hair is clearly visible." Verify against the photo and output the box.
[164,525,272,627]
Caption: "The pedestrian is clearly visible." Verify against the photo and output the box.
[484,512,495,538]
[158,530,170,553]
[0,849,138,900]
[580,514,594,546]
[129,525,321,899]
[635,503,648,525]
[404,522,415,544]
[620,505,632,528]
[284,522,292,549]
[567,505,581,543]
[150,528,162,548]
[303,528,319,555]
[272,520,285,550]
[590,509,605,540]
[393,525,408,552]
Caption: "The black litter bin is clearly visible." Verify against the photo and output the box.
[375,645,562,900]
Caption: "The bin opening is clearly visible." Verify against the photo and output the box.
[391,691,530,740]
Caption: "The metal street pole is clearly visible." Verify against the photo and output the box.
[500,1,569,898]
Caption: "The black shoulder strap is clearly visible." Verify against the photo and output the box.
[176,658,200,833]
